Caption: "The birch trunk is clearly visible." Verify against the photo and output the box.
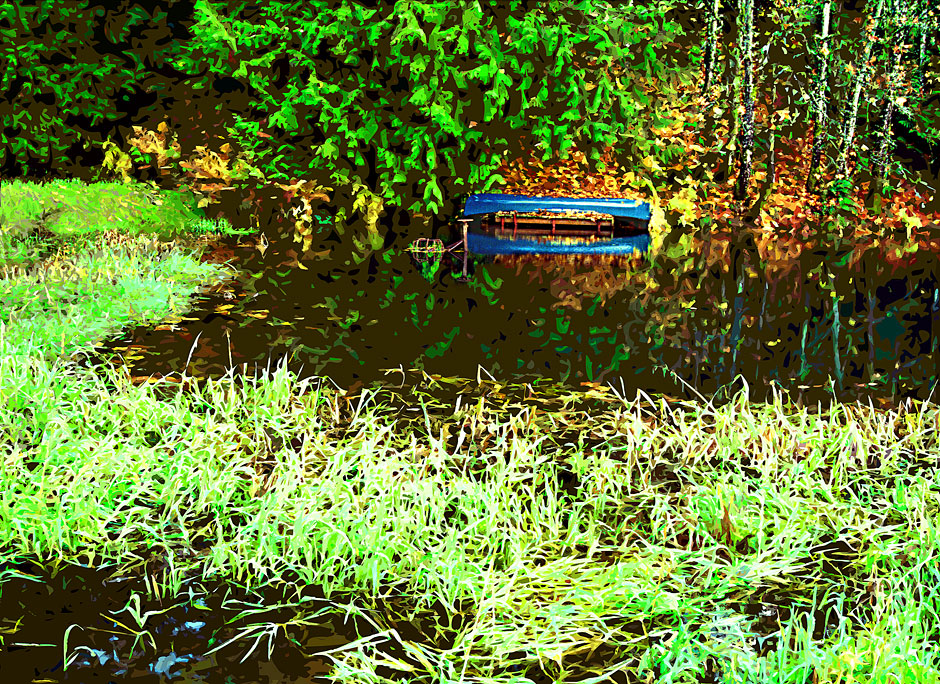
[703,0,723,96]
[918,29,928,93]
[911,0,933,98]
[768,81,778,185]
[874,3,911,185]
[726,46,741,183]
[837,0,885,183]
[806,0,832,192]
[735,0,755,202]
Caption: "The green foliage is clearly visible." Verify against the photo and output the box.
[170,0,685,215]
[829,177,855,210]
[417,257,441,283]
[0,3,180,179]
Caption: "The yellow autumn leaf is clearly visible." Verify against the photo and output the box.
[897,207,921,228]
[667,187,698,225]
[641,156,663,173]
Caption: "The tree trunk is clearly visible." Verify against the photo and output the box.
[932,279,939,396]
[910,0,934,99]
[730,266,745,383]
[875,96,896,185]
[873,5,910,187]
[867,288,876,383]
[734,0,756,202]
[914,24,927,96]
[829,267,843,392]
[703,0,723,96]
[768,81,778,186]
[726,41,741,184]
[837,0,885,184]
[806,0,832,192]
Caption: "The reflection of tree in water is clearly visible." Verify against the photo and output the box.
[244,204,937,403]
[494,253,648,312]
[635,224,939,403]
[448,218,936,403]
[95,189,937,405]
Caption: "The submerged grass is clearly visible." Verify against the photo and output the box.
[2,178,940,683]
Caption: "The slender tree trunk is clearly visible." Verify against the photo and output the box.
[759,278,767,331]
[910,0,934,99]
[730,263,746,383]
[735,0,756,202]
[837,0,885,184]
[829,267,843,392]
[874,65,899,184]
[703,0,723,96]
[913,25,927,96]
[768,81,778,185]
[800,317,810,380]
[867,287,876,383]
[727,43,741,184]
[932,279,939,396]
[874,4,910,187]
[718,278,727,381]
[806,0,833,192]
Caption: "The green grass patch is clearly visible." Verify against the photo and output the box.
[0,177,252,266]
[1,178,239,366]
[3,357,940,681]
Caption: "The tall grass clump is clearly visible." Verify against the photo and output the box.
[3,349,940,681]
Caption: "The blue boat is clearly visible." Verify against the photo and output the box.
[457,193,651,256]
[463,193,651,224]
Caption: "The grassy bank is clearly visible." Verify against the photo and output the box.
[0,179,245,366]
[2,179,940,683]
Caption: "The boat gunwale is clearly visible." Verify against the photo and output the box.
[463,193,652,222]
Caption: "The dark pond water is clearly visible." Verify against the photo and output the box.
[0,553,875,683]
[0,559,488,683]
[0,561,343,683]
[72,186,939,406]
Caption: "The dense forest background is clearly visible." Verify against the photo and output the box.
[3,0,938,232]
